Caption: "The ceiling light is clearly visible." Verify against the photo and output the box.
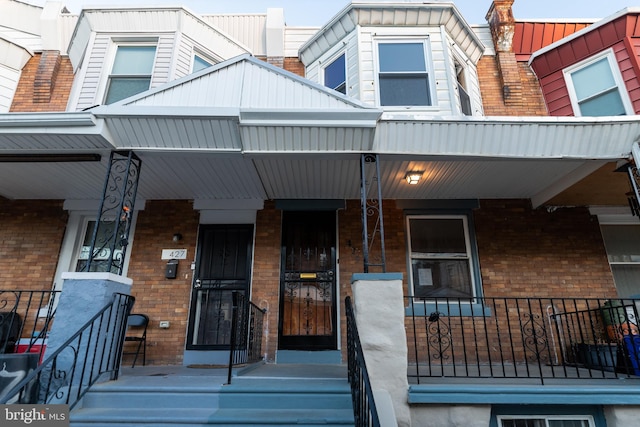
[405,171,423,185]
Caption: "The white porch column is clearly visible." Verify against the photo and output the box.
[351,272,410,427]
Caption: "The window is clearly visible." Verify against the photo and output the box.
[104,45,156,104]
[497,416,593,427]
[455,57,472,115]
[600,224,640,297]
[193,54,213,73]
[564,51,632,116]
[377,41,431,106]
[407,215,478,299]
[324,53,346,94]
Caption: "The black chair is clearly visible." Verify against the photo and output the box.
[123,314,148,367]
[0,312,22,354]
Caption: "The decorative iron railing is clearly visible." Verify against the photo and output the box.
[406,297,640,385]
[0,292,134,408]
[227,291,266,384]
[0,290,60,360]
[345,296,381,427]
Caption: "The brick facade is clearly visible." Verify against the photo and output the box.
[10,53,74,112]
[477,57,548,116]
[474,199,615,298]
[0,198,66,289]
[124,200,199,365]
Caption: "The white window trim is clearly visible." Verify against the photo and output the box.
[373,36,437,110]
[97,38,158,105]
[406,214,477,299]
[321,50,347,95]
[496,414,594,427]
[563,48,633,117]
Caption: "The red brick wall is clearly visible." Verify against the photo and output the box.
[10,53,74,112]
[124,200,199,365]
[0,199,67,289]
[474,199,616,298]
[478,56,548,116]
[283,58,306,77]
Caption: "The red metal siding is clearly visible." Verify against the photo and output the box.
[513,21,592,61]
[530,13,640,116]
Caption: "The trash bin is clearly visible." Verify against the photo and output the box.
[0,353,39,403]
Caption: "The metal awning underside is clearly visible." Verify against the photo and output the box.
[0,55,638,205]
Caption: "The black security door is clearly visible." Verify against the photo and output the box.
[187,225,253,350]
[278,211,337,350]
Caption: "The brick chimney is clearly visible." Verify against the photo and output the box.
[486,0,522,105]
[33,50,62,104]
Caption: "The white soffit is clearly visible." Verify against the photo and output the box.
[299,1,485,65]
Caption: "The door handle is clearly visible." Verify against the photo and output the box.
[195,279,201,288]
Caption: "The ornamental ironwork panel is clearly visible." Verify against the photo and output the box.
[360,153,386,273]
[85,151,141,275]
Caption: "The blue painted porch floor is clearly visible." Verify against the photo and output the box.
[70,364,354,426]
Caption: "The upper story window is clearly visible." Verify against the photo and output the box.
[564,50,633,117]
[454,57,472,115]
[193,54,213,73]
[323,53,346,94]
[377,40,431,107]
[104,45,156,104]
[407,214,479,299]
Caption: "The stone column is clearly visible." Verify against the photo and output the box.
[351,273,410,427]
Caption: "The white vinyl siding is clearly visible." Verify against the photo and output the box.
[0,64,21,113]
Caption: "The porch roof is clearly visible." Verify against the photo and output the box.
[0,55,637,205]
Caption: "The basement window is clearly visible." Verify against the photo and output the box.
[497,415,594,427]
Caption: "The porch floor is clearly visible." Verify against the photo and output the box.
[119,362,348,382]
[408,363,640,386]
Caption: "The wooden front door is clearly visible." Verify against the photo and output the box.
[278,211,337,350]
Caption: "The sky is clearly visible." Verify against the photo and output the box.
[33,0,638,26]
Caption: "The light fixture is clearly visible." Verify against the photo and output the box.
[172,233,183,243]
[405,171,423,185]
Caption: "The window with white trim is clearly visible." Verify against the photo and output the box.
[323,53,346,94]
[564,50,632,117]
[104,45,156,104]
[497,415,594,427]
[377,40,432,106]
[454,57,472,115]
[600,223,640,297]
[407,215,478,299]
[193,54,213,73]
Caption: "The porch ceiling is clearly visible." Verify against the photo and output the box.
[0,149,606,204]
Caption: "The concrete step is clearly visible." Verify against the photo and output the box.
[71,408,354,426]
[70,367,354,426]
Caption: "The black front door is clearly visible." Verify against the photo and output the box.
[187,225,253,350]
[278,211,337,350]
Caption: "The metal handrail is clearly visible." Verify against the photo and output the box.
[345,296,381,427]
[0,290,60,359]
[227,291,266,384]
[0,292,134,408]
[406,296,640,385]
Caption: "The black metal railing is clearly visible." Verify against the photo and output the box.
[227,291,266,384]
[406,297,640,385]
[0,290,60,360]
[0,292,134,408]
[345,296,381,427]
